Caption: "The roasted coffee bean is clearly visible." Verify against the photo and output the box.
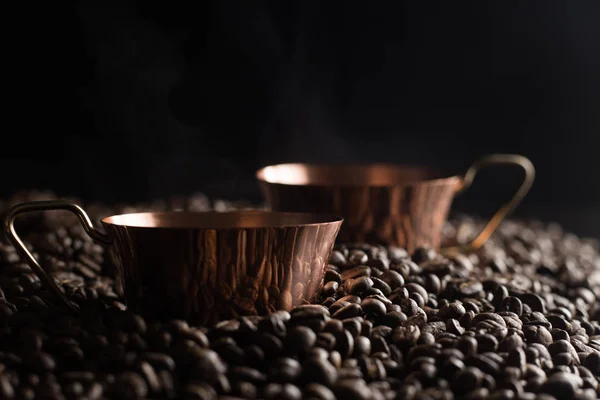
[370,278,392,296]
[330,251,346,266]
[539,372,583,398]
[400,298,420,317]
[360,320,372,338]
[549,340,578,358]
[348,250,368,266]
[499,296,523,316]
[284,326,316,355]
[376,311,407,328]
[332,304,362,320]
[498,333,524,353]
[333,379,373,400]
[361,298,386,316]
[437,301,466,319]
[392,324,420,348]
[316,332,336,351]
[112,371,148,399]
[322,281,339,297]
[380,270,404,290]
[335,329,355,359]
[302,357,338,386]
[3,196,600,399]
[348,277,374,296]
[523,325,553,346]
[353,336,371,357]
[367,258,389,272]
[582,351,599,374]
[267,357,301,382]
[476,333,499,352]
[304,383,336,400]
[341,266,371,281]
[452,366,483,395]
[520,293,546,313]
[455,335,477,357]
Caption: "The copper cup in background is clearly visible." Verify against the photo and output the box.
[257,154,535,255]
[4,201,343,324]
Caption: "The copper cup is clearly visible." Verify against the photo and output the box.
[257,154,535,255]
[4,201,343,324]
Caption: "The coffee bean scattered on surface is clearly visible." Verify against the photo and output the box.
[0,192,599,399]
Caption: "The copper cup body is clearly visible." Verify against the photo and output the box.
[257,164,459,252]
[257,156,535,254]
[102,211,342,324]
[4,202,343,324]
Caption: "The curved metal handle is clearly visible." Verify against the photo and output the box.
[3,200,112,313]
[442,154,536,256]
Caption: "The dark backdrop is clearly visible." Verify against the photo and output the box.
[4,0,600,238]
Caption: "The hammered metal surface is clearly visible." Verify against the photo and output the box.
[258,179,460,254]
[103,215,342,325]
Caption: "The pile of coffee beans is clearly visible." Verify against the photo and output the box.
[0,192,598,399]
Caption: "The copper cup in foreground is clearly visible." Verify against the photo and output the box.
[257,154,535,255]
[4,201,343,324]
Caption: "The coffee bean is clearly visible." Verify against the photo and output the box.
[334,379,372,400]
[376,311,407,328]
[476,333,499,353]
[456,280,484,298]
[549,340,578,357]
[4,196,600,400]
[370,278,391,296]
[341,266,371,281]
[539,372,583,399]
[499,333,524,353]
[332,304,362,320]
[348,250,368,266]
[361,298,386,316]
[453,366,483,394]
[322,282,339,297]
[268,357,301,382]
[506,348,526,372]
[186,348,226,383]
[523,325,553,346]
[304,383,336,400]
[183,382,217,400]
[438,302,466,319]
[353,336,371,357]
[400,298,420,317]
[330,251,346,266]
[499,296,523,316]
[519,293,546,313]
[380,270,404,290]
[335,330,355,359]
[582,351,599,374]
[113,371,148,399]
[316,332,336,351]
[404,283,429,305]
[302,357,338,386]
[360,320,372,338]
[392,325,420,348]
[349,277,374,296]
[284,326,316,355]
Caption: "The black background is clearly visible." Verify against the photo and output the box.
[4,1,600,238]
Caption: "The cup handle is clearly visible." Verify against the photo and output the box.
[3,200,112,313]
[441,154,536,256]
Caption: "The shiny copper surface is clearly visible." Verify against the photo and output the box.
[257,154,535,255]
[4,201,343,324]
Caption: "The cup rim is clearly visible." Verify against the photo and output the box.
[256,163,462,188]
[101,210,344,229]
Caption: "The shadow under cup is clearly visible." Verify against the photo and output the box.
[256,155,535,254]
[4,201,343,325]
